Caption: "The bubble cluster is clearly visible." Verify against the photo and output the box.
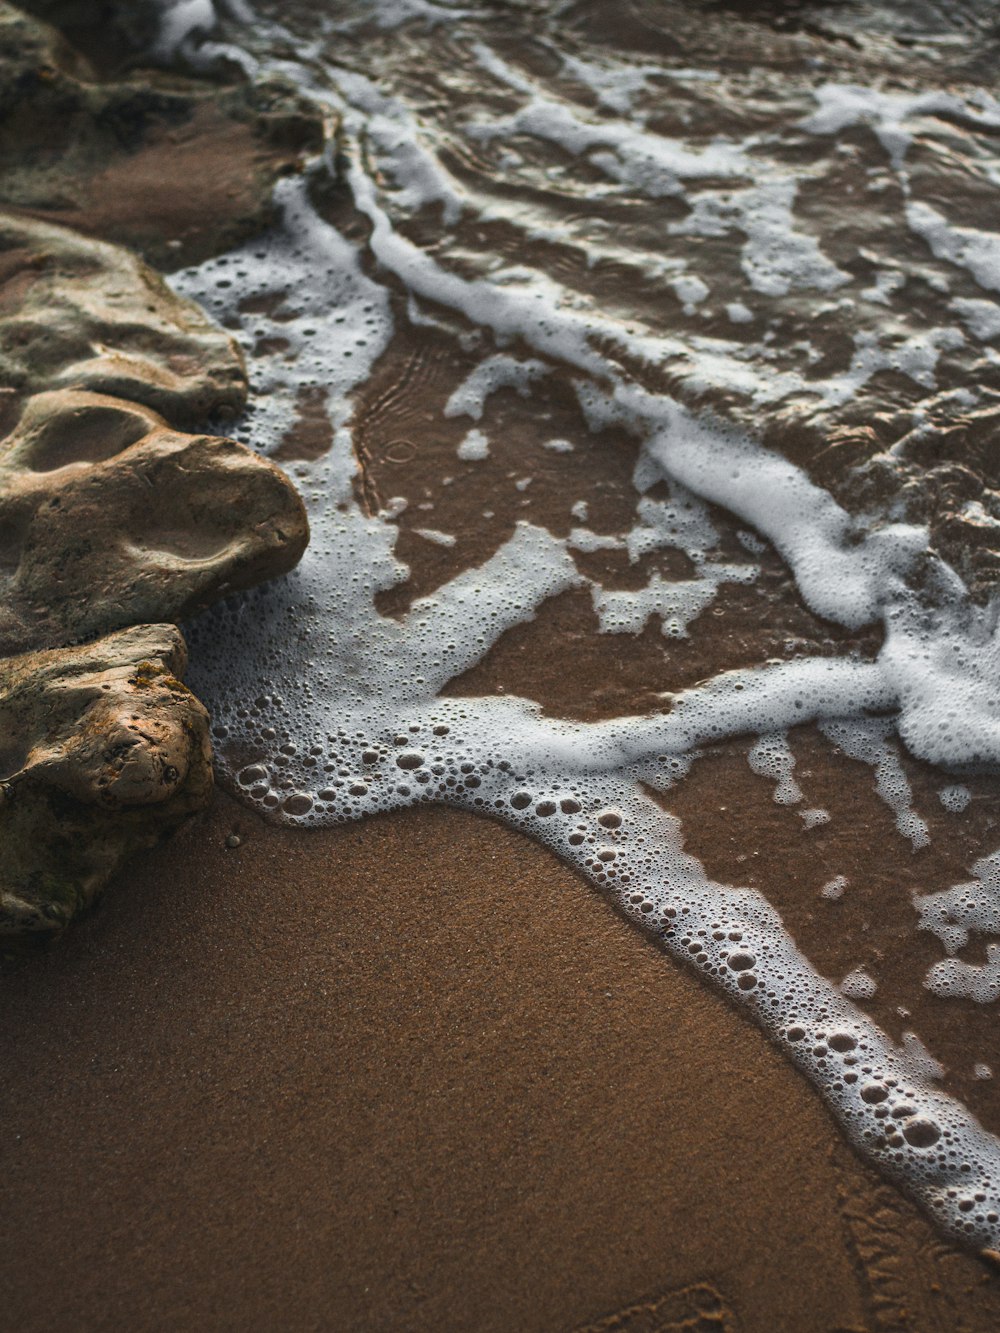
[820,717,930,849]
[747,732,802,807]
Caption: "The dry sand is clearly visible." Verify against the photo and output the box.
[3,792,1000,1332]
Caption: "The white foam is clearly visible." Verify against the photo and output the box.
[861,269,905,306]
[333,69,468,224]
[593,564,752,640]
[568,528,623,554]
[670,273,710,311]
[952,297,1000,341]
[414,527,457,547]
[802,83,1000,169]
[467,44,750,198]
[457,428,490,461]
[639,401,927,631]
[748,733,803,806]
[350,0,469,31]
[841,967,878,1000]
[558,52,661,116]
[927,948,1000,1005]
[443,356,552,423]
[918,854,1000,968]
[152,0,217,60]
[819,718,930,850]
[878,603,1000,768]
[939,784,972,813]
[670,182,851,298]
[907,202,1000,294]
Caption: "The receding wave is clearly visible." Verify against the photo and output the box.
[160,0,1000,1251]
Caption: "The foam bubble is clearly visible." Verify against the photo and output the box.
[841,968,878,1000]
[457,428,490,461]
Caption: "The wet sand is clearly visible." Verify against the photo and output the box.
[3,791,1000,1332]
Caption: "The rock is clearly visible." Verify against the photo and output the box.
[0,622,212,937]
[0,388,309,654]
[12,0,164,73]
[0,2,327,269]
[0,209,248,427]
[0,8,321,940]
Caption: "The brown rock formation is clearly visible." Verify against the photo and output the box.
[0,388,309,655]
[0,209,248,428]
[0,623,212,938]
[0,25,319,933]
[0,1,327,269]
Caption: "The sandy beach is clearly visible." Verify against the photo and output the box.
[5,0,1000,1326]
[3,792,1000,1331]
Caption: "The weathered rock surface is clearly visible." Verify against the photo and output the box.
[0,2,327,269]
[0,623,212,937]
[12,0,165,73]
[0,28,319,932]
[0,209,248,428]
[0,388,309,654]
[0,209,310,666]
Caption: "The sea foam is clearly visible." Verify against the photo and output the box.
[167,0,1000,1251]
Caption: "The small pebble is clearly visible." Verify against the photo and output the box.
[225,834,242,849]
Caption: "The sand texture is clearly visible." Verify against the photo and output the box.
[3,793,1000,1332]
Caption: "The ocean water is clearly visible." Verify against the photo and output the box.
[159,0,1000,1251]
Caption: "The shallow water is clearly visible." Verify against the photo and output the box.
[163,0,1000,1251]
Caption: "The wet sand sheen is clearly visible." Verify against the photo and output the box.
[2,792,1000,1332]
